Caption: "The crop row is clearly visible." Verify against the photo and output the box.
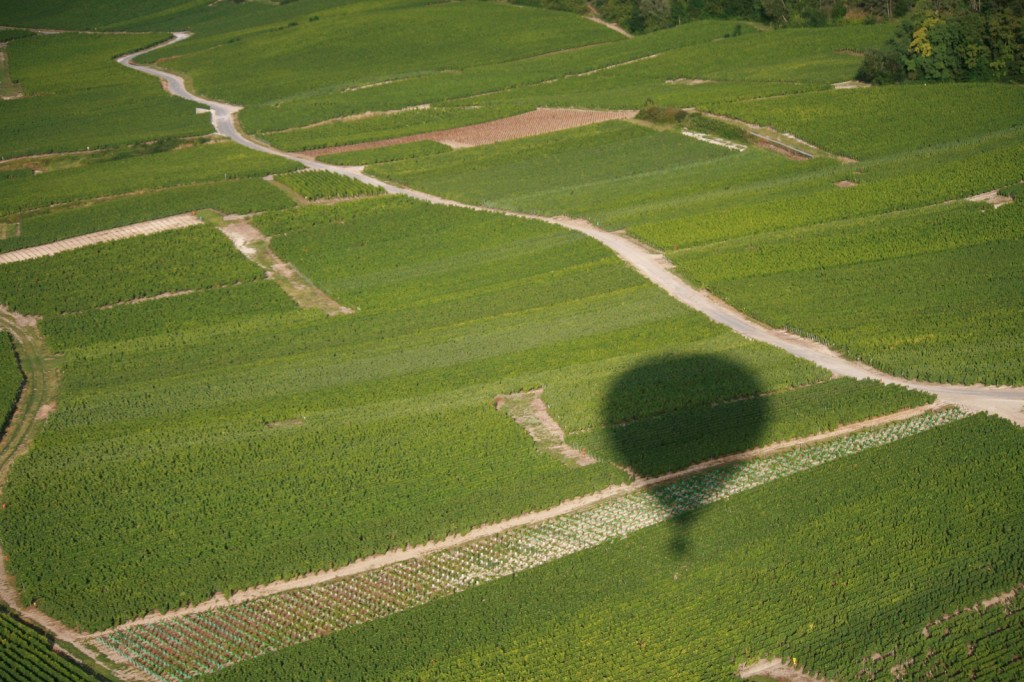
[0,332,24,438]
[94,407,967,681]
[0,610,93,681]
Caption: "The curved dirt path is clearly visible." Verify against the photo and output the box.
[119,34,1024,427]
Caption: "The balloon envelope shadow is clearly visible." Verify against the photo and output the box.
[604,354,767,555]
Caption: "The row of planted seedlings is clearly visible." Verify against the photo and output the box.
[94,407,967,681]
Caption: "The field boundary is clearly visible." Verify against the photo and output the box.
[0,214,202,264]
[218,221,353,315]
[300,107,637,156]
[91,406,968,681]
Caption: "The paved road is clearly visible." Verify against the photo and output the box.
[120,35,1024,426]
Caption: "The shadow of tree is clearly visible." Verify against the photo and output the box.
[604,354,766,555]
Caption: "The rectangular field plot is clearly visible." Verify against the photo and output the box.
[0,197,923,632]
[201,414,1024,682]
[0,226,264,315]
[272,171,384,201]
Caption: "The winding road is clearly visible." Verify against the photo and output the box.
[119,33,1024,426]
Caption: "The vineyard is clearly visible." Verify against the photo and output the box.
[1,179,292,255]
[0,32,207,158]
[272,171,384,201]
[191,413,1024,681]
[372,85,1024,384]
[0,3,1022,681]
[94,407,967,681]
[0,332,23,438]
[0,140,300,216]
[0,226,265,315]
[0,608,96,682]
[0,196,930,632]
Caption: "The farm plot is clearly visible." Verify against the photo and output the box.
[0,33,208,158]
[0,140,300,216]
[713,82,1024,160]
[1,179,293,255]
[0,608,97,682]
[0,226,264,315]
[271,171,383,201]
[197,413,1024,681]
[94,407,966,682]
[0,198,925,631]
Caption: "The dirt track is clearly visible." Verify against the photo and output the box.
[0,213,202,264]
[120,33,1024,428]
[219,221,353,315]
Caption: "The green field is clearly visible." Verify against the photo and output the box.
[0,607,99,681]
[0,197,927,630]
[0,2,1022,679]
[0,32,207,158]
[205,414,1024,681]
[0,332,22,436]
[272,170,384,200]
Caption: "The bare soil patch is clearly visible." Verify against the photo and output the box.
[97,289,196,309]
[585,3,633,37]
[276,104,432,134]
[832,80,870,89]
[834,180,858,188]
[739,658,834,682]
[432,108,636,148]
[566,54,659,79]
[305,108,636,156]
[665,77,715,85]
[966,189,1014,208]
[496,389,596,466]
[34,401,55,420]
[219,221,353,316]
[703,111,857,163]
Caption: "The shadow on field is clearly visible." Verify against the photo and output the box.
[604,354,766,556]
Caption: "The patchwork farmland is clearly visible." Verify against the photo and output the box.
[0,1,1022,681]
